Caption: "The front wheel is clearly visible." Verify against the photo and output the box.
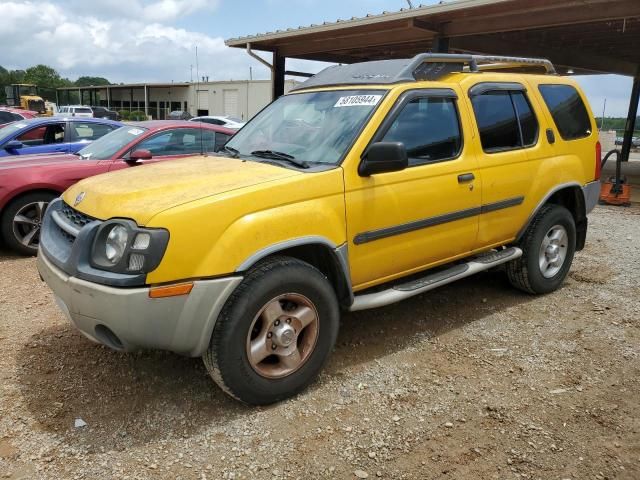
[203,256,340,405]
[506,204,576,294]
[1,192,56,256]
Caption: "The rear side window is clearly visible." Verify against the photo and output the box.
[202,131,232,152]
[381,96,462,165]
[538,84,592,140]
[69,123,116,141]
[471,89,539,152]
[0,111,16,123]
[74,108,92,114]
[136,128,203,156]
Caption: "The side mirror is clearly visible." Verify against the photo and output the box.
[128,149,152,162]
[359,142,408,177]
[4,140,24,150]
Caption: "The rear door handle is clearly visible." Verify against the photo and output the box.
[458,173,475,183]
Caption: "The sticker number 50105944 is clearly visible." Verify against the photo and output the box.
[334,95,383,108]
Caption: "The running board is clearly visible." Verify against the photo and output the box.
[349,247,522,312]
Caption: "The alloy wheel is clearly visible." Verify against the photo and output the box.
[12,201,48,248]
[538,224,568,278]
[246,293,319,379]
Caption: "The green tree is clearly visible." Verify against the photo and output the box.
[75,76,111,87]
[23,64,66,89]
[0,66,26,104]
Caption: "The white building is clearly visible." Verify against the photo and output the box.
[57,79,299,121]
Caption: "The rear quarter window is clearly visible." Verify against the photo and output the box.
[538,84,592,140]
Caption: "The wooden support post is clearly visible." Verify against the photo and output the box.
[432,36,450,53]
[273,51,286,100]
[620,64,640,163]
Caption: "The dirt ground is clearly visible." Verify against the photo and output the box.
[0,205,638,480]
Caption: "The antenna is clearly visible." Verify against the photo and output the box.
[406,0,414,7]
[195,46,200,114]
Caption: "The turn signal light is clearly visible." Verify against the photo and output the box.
[149,282,194,298]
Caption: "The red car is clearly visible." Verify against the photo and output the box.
[0,120,235,255]
[0,107,39,126]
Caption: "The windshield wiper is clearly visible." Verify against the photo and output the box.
[250,150,309,169]
[223,145,240,158]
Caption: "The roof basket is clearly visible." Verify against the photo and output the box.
[292,53,556,92]
[406,54,556,80]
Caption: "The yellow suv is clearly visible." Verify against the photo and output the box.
[37,54,601,404]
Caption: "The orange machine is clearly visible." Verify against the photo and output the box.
[599,150,632,206]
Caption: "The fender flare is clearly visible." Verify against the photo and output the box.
[235,236,354,306]
[516,182,584,242]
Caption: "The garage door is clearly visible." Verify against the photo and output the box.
[197,90,209,111]
[223,89,239,116]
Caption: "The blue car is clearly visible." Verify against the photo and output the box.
[0,117,122,158]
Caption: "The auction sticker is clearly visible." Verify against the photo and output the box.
[14,123,27,129]
[127,128,144,135]
[334,95,382,108]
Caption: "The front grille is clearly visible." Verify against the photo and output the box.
[60,229,75,244]
[61,202,94,229]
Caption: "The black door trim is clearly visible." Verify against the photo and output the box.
[353,196,524,245]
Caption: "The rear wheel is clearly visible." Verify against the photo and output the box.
[203,256,340,405]
[507,204,576,294]
[1,192,56,256]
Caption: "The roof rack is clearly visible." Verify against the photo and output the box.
[291,53,556,92]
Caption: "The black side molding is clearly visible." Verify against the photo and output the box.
[353,196,525,245]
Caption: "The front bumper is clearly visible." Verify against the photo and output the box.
[38,251,242,357]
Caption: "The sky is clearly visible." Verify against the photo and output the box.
[0,0,635,117]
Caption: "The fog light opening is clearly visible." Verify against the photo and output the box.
[94,324,124,351]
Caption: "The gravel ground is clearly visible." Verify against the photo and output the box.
[0,205,639,480]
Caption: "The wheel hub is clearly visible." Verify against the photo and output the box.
[545,243,560,260]
[272,322,296,347]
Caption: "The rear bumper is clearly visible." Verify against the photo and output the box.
[37,250,242,357]
[583,180,600,214]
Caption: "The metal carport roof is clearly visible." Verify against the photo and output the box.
[226,0,640,168]
[226,0,640,76]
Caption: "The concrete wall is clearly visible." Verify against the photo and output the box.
[88,79,299,120]
[190,80,298,119]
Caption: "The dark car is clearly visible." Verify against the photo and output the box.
[0,117,122,157]
[0,121,235,255]
[0,108,39,126]
[167,110,192,120]
[92,106,120,121]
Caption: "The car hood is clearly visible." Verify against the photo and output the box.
[0,153,80,171]
[63,155,303,225]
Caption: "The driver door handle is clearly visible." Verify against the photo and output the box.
[458,173,475,183]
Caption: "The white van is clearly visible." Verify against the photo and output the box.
[56,105,94,118]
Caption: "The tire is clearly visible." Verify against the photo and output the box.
[203,256,340,405]
[507,204,576,294]
[0,192,56,256]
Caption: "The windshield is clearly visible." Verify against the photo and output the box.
[225,89,385,165]
[20,85,38,96]
[77,126,148,160]
[0,121,32,142]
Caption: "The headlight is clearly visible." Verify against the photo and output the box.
[91,220,169,275]
[105,225,128,264]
